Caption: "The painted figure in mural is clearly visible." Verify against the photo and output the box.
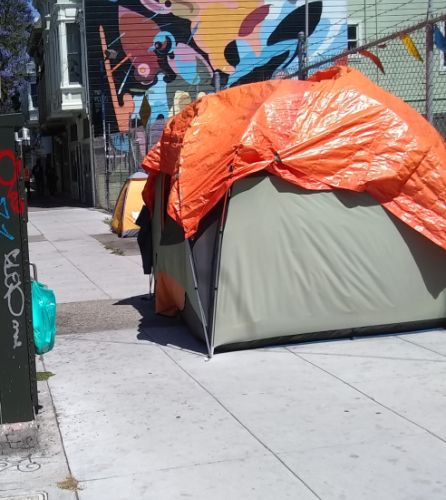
[86,0,347,149]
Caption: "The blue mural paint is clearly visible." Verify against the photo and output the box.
[86,0,348,140]
[146,76,169,123]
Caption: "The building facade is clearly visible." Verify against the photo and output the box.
[84,0,348,209]
[31,0,93,204]
[29,0,445,210]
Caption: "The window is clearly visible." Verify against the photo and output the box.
[66,23,82,84]
[70,124,78,142]
[348,24,359,51]
[30,83,38,109]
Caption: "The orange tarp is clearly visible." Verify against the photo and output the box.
[142,66,446,250]
[155,272,186,316]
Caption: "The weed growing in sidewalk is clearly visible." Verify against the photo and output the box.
[104,244,125,255]
[36,371,55,381]
[103,216,112,228]
[57,475,81,491]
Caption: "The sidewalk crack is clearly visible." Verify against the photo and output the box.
[397,335,446,359]
[158,347,323,500]
[287,347,446,446]
[41,356,80,500]
[46,239,112,299]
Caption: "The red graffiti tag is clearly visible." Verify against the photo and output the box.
[0,149,24,215]
[7,190,25,215]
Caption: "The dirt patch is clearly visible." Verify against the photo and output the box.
[57,475,81,491]
[56,298,147,334]
[92,233,140,256]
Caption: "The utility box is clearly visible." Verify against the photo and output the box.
[0,113,37,425]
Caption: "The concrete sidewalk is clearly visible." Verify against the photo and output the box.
[27,207,149,302]
[1,206,446,500]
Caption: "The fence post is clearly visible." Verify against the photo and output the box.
[298,31,307,80]
[214,72,221,93]
[106,123,110,211]
[425,5,434,123]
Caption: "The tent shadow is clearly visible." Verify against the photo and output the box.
[114,294,207,354]
[391,216,446,299]
[331,190,446,300]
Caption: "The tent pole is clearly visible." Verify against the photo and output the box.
[208,188,231,358]
[185,240,213,358]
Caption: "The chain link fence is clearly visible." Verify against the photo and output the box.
[94,120,165,211]
[95,12,446,212]
[295,12,446,138]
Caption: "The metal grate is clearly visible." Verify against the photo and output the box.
[0,494,48,500]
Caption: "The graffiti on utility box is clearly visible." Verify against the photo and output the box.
[0,148,25,241]
[0,114,36,425]
[0,148,26,352]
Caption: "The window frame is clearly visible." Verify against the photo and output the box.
[347,21,363,58]
[439,22,446,72]
[66,22,82,85]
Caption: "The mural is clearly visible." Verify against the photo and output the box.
[86,0,347,148]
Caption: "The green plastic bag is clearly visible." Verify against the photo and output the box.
[32,280,57,355]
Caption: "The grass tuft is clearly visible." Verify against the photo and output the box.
[36,371,55,381]
[104,244,124,255]
[57,475,81,491]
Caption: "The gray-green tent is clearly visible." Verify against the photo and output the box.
[151,173,446,356]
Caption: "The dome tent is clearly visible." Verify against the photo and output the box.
[111,171,148,237]
[142,67,446,356]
